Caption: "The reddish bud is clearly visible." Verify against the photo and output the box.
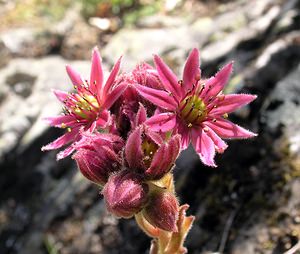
[73,132,123,186]
[145,134,181,180]
[103,171,149,218]
[125,126,180,180]
[143,190,179,232]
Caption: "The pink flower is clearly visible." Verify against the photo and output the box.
[42,48,127,160]
[136,48,257,167]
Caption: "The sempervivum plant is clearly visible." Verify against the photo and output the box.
[42,47,257,254]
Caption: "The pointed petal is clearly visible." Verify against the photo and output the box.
[102,56,122,100]
[203,125,228,153]
[52,89,68,103]
[102,83,127,109]
[56,145,76,160]
[191,128,216,167]
[181,132,190,150]
[136,84,177,111]
[43,115,76,127]
[145,113,176,132]
[135,104,147,127]
[177,124,190,149]
[146,134,180,179]
[145,128,164,145]
[210,94,257,115]
[41,129,78,151]
[125,127,144,169]
[90,47,104,95]
[204,118,257,139]
[203,62,233,101]
[183,48,201,94]
[66,65,83,86]
[154,55,181,101]
[96,110,110,128]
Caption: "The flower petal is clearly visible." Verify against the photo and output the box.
[52,89,68,103]
[154,55,182,101]
[210,94,257,115]
[66,65,83,86]
[145,128,164,145]
[177,123,190,149]
[102,56,122,100]
[125,126,144,169]
[204,118,257,139]
[203,62,233,101]
[90,47,104,95]
[41,128,79,151]
[102,83,127,109]
[183,48,201,94]
[146,135,180,180]
[135,104,147,127]
[96,110,110,128]
[191,128,216,167]
[203,125,228,153]
[136,84,177,111]
[145,113,176,132]
[43,115,76,128]
[56,145,76,160]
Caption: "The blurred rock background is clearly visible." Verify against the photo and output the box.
[0,0,300,253]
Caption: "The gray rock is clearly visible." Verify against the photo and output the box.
[0,28,60,57]
[0,40,10,69]
[61,19,100,60]
[102,26,196,70]
[264,63,300,157]
[136,14,188,28]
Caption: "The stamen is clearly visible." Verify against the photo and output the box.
[179,95,207,126]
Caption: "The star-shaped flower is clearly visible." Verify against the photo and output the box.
[42,48,127,160]
[136,48,257,166]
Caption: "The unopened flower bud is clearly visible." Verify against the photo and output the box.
[73,132,123,186]
[73,146,120,186]
[143,190,179,232]
[125,125,180,180]
[103,170,149,218]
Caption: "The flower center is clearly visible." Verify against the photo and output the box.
[179,95,207,127]
[71,94,100,119]
[141,139,158,168]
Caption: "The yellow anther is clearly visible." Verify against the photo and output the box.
[188,123,193,128]
[223,113,228,119]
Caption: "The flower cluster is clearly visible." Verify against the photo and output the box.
[42,47,256,253]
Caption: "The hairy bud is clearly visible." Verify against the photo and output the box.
[103,170,149,218]
[125,125,180,180]
[143,190,179,232]
[73,132,123,186]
